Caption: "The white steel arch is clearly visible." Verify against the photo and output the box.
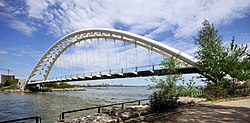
[22,28,197,89]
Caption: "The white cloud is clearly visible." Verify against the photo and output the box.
[26,0,49,19]
[0,1,5,7]
[9,20,37,37]
[9,45,41,57]
[2,0,250,39]
[23,0,250,39]
[2,0,250,80]
[0,50,7,54]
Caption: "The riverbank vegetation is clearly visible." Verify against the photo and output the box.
[148,56,185,111]
[194,20,250,99]
[149,20,250,111]
[42,82,74,88]
[0,79,19,91]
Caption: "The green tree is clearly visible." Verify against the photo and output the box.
[43,82,73,88]
[194,19,227,84]
[194,20,249,98]
[224,38,250,81]
[149,56,184,111]
[185,77,198,97]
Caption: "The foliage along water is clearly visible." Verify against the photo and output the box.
[0,87,151,123]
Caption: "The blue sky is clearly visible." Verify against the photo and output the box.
[0,0,250,86]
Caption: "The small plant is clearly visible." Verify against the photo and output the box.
[149,56,183,111]
[43,82,73,88]
[203,94,214,101]
[185,76,198,97]
[0,79,19,90]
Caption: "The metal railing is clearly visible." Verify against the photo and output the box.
[47,64,163,81]
[59,98,149,120]
[0,116,41,123]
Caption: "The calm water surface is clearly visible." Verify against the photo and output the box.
[0,87,151,122]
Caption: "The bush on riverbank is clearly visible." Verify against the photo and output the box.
[43,82,73,88]
[194,20,250,100]
[148,20,250,111]
[0,79,18,90]
[149,56,184,111]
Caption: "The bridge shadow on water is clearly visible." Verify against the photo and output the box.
[143,104,250,123]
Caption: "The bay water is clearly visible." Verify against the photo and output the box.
[0,87,151,122]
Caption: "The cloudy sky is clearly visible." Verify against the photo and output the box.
[0,0,250,85]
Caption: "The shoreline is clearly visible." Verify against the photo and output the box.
[59,96,250,123]
[0,87,86,93]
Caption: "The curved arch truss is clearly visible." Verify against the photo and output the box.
[23,28,197,89]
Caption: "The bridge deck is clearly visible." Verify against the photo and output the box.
[28,67,200,85]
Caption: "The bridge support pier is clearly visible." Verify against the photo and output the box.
[25,84,42,92]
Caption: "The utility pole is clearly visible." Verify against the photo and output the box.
[0,68,12,75]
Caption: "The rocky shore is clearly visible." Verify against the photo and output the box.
[0,87,86,92]
[0,89,28,93]
[58,97,207,123]
[58,97,250,123]
[59,105,150,123]
[49,87,86,92]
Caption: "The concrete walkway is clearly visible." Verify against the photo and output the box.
[212,98,250,108]
[150,98,250,123]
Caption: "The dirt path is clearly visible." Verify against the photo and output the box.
[212,98,250,108]
[141,98,250,123]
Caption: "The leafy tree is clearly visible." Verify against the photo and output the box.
[149,56,184,111]
[194,19,249,98]
[194,19,227,84]
[0,79,18,90]
[178,76,200,97]
[43,82,73,88]
[224,38,250,81]
[185,77,198,97]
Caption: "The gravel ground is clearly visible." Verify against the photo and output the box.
[212,98,250,108]
[60,97,250,123]
[151,98,250,123]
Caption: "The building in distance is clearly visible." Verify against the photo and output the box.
[0,74,16,85]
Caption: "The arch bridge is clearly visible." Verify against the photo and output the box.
[22,28,200,90]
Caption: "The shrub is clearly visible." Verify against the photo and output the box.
[149,56,183,111]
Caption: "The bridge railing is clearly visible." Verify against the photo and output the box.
[30,63,195,83]
[59,98,149,121]
[0,116,41,123]
[45,64,163,81]
[32,64,192,83]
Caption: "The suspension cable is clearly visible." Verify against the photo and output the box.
[90,38,95,74]
[114,39,118,70]
[62,45,66,78]
[105,38,110,71]
[124,41,128,69]
[148,49,150,66]
[97,38,102,72]
[69,46,73,77]
[84,40,90,75]
[80,41,85,76]
[135,40,138,67]
[56,52,59,79]
[74,43,78,77]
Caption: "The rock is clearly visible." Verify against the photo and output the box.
[64,113,117,123]
[120,111,131,120]
[131,105,150,115]
[178,97,207,104]
[116,105,150,121]
[131,105,150,110]
[61,105,150,123]
[51,88,86,92]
